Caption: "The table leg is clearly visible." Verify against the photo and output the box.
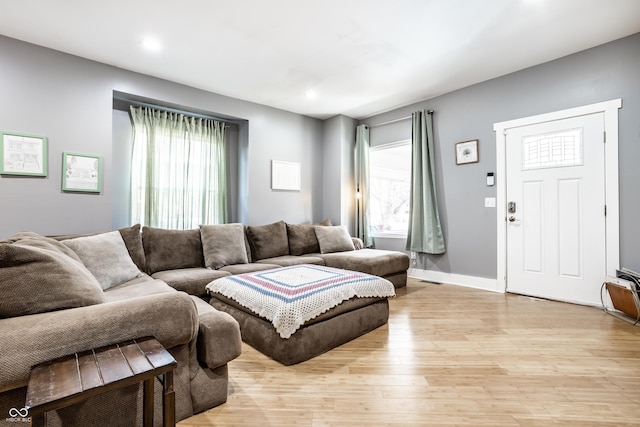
[30,412,45,427]
[163,370,175,427]
[143,378,154,427]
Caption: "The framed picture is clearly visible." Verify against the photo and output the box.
[62,152,102,193]
[0,131,48,176]
[271,160,300,191]
[455,139,479,165]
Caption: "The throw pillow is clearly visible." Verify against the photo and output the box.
[62,231,142,290]
[246,220,289,260]
[47,226,145,271]
[118,224,146,271]
[314,225,356,254]
[142,227,203,274]
[286,219,332,256]
[0,232,105,318]
[200,223,249,269]
[3,230,83,263]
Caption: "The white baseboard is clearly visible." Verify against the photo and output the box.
[407,268,503,293]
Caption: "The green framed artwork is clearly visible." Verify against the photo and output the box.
[0,131,48,176]
[62,152,102,193]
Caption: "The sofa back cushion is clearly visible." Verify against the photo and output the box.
[200,223,249,269]
[117,224,146,271]
[0,231,105,317]
[246,220,289,260]
[286,219,332,255]
[62,231,142,290]
[142,227,204,274]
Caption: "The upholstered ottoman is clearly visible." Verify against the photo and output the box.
[206,264,395,365]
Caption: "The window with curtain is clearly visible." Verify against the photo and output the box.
[369,141,412,236]
[130,106,227,229]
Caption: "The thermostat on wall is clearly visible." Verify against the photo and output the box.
[486,172,495,186]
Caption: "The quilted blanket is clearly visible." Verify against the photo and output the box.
[206,264,395,339]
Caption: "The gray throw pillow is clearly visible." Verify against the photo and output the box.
[62,231,142,290]
[118,224,146,271]
[200,223,249,269]
[286,219,332,256]
[314,225,356,254]
[0,232,105,317]
[246,220,289,260]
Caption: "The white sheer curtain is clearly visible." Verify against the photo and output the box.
[130,106,227,229]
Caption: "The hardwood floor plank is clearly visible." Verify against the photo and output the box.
[179,279,640,426]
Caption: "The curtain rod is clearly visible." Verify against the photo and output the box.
[366,110,434,128]
[123,99,237,126]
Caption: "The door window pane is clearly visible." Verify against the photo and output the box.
[522,128,583,170]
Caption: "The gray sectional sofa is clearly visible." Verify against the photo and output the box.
[0,220,409,426]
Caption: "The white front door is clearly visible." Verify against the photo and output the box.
[505,113,606,305]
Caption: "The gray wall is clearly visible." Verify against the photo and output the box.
[2,32,638,278]
[362,32,640,277]
[0,35,324,237]
[322,115,356,231]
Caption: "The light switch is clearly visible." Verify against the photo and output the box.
[485,197,496,208]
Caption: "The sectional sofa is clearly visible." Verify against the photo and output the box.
[0,220,409,426]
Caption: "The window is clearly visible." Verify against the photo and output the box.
[522,128,583,170]
[369,142,411,236]
[130,106,227,229]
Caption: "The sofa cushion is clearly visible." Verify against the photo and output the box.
[200,223,249,269]
[256,255,325,267]
[117,224,146,271]
[47,225,146,271]
[142,227,204,274]
[0,231,105,317]
[103,275,176,302]
[317,248,410,278]
[219,263,280,275]
[314,225,355,253]
[286,219,332,256]
[152,267,231,297]
[62,231,142,290]
[3,230,83,262]
[246,220,289,260]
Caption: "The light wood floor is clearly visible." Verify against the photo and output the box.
[179,279,640,426]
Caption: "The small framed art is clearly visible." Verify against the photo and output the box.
[0,131,48,176]
[62,152,102,193]
[455,139,479,165]
[271,160,300,191]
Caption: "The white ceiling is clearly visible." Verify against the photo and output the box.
[1,0,639,119]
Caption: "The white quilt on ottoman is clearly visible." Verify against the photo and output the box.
[206,264,395,338]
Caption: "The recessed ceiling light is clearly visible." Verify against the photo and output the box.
[141,37,162,52]
[305,89,317,99]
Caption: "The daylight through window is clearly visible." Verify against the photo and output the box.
[369,142,411,236]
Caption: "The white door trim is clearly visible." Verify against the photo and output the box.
[494,99,621,295]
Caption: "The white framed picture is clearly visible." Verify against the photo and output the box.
[0,131,47,176]
[271,160,300,191]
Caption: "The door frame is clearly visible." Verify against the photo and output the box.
[493,99,621,295]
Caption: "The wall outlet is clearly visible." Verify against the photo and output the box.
[485,197,496,208]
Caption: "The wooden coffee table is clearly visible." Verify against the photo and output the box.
[25,337,176,427]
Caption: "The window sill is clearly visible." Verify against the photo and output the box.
[372,233,407,240]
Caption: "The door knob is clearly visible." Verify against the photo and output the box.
[508,216,518,222]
